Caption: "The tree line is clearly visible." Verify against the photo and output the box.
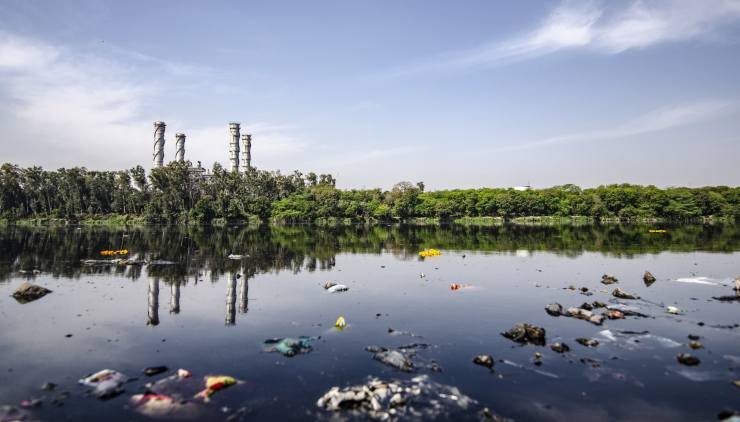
[1,162,738,224]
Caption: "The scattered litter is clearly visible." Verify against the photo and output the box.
[335,316,347,330]
[576,338,599,348]
[605,309,625,319]
[550,342,570,353]
[601,274,618,285]
[675,277,719,285]
[612,288,639,300]
[144,369,199,402]
[100,249,128,256]
[666,306,682,314]
[144,366,168,376]
[315,375,479,420]
[418,249,441,257]
[263,336,319,357]
[11,282,52,304]
[78,369,128,399]
[449,283,472,291]
[501,323,546,346]
[472,355,494,368]
[130,393,203,419]
[227,254,244,260]
[676,353,700,366]
[0,405,32,422]
[194,376,240,401]
[643,271,656,286]
[649,229,667,233]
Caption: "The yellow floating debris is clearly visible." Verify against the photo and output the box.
[649,229,667,233]
[419,248,441,257]
[335,316,347,330]
[100,249,129,256]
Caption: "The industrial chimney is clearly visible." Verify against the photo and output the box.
[228,122,240,173]
[241,133,252,172]
[153,121,166,168]
[175,133,186,162]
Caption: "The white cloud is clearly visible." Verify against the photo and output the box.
[391,0,740,76]
[494,99,738,152]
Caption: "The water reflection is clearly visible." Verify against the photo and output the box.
[147,279,159,326]
[170,282,181,314]
[1,224,739,285]
[239,278,249,314]
[225,273,237,326]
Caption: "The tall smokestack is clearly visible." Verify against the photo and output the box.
[241,134,252,172]
[175,133,186,162]
[228,122,240,173]
[153,121,166,168]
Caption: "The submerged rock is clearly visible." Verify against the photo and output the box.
[472,355,494,368]
[315,375,480,421]
[564,307,604,325]
[677,353,701,366]
[576,338,599,348]
[550,342,570,353]
[544,303,563,316]
[601,274,619,285]
[11,282,52,303]
[612,288,639,300]
[643,271,656,286]
[501,323,546,346]
[372,349,414,372]
[143,366,168,376]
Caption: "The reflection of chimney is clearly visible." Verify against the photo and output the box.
[175,133,186,162]
[153,121,166,168]
[240,134,251,172]
[239,278,249,314]
[228,123,240,173]
[169,282,180,314]
[225,273,236,325]
[148,279,160,326]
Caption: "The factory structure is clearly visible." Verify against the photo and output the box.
[151,121,254,174]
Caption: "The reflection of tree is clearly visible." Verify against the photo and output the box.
[147,279,159,326]
[225,273,236,326]
[169,281,181,314]
[239,277,249,314]
[0,224,739,284]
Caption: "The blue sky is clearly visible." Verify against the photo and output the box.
[1,0,739,189]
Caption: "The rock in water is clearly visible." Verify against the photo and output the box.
[544,303,563,316]
[501,323,546,346]
[643,271,656,286]
[601,274,619,284]
[612,288,639,300]
[143,366,168,376]
[576,338,599,348]
[676,353,700,366]
[372,350,414,372]
[550,342,570,353]
[472,355,494,368]
[11,282,52,303]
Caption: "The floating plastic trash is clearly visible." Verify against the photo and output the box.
[79,369,128,399]
[195,375,240,401]
[335,316,347,330]
[263,336,319,357]
[100,249,128,256]
[419,249,441,257]
[130,393,203,419]
[227,254,244,260]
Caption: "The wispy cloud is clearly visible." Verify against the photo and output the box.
[390,0,740,77]
[494,99,738,152]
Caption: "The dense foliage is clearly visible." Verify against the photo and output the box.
[1,162,738,224]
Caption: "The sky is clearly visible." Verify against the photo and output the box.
[1,0,739,189]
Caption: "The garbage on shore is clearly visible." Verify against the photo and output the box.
[78,369,128,399]
[315,375,480,421]
[11,282,52,304]
[263,336,319,357]
[418,249,441,257]
[501,323,546,346]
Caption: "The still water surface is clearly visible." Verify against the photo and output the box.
[0,224,738,421]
